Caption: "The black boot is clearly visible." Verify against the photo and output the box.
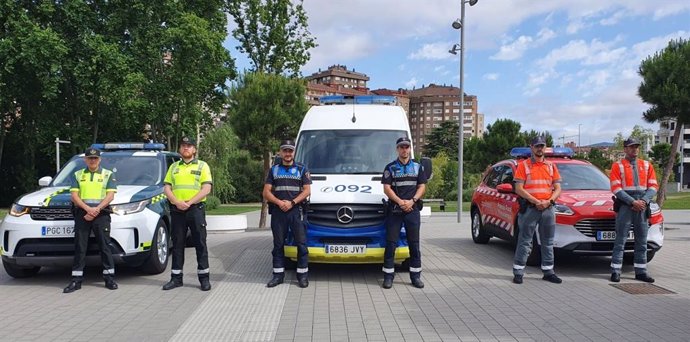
[410,272,425,289]
[199,276,211,291]
[162,275,183,290]
[635,273,655,283]
[382,274,394,289]
[297,273,309,288]
[610,273,621,282]
[267,273,284,288]
[104,275,118,290]
[63,280,82,294]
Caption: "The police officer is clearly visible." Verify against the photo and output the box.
[512,136,563,285]
[63,147,118,293]
[162,136,213,291]
[609,137,658,283]
[381,137,427,289]
[263,139,312,288]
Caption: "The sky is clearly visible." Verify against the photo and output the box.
[223,0,690,146]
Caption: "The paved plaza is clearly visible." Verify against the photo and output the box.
[1,210,689,341]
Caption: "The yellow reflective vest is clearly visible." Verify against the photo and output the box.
[164,159,212,201]
[70,168,117,205]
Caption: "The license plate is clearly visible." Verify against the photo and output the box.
[325,244,366,254]
[41,226,74,237]
[596,231,634,241]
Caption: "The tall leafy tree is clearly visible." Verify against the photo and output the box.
[226,0,317,76]
[423,121,458,157]
[638,38,690,206]
[227,72,308,227]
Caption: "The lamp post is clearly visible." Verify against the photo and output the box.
[578,123,582,155]
[55,138,71,173]
[450,0,478,223]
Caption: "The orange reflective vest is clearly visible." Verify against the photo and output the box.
[514,159,562,200]
[609,158,658,195]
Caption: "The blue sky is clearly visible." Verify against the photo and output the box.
[224,0,690,145]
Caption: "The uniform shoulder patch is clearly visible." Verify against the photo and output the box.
[384,170,390,178]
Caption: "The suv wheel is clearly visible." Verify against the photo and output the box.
[471,210,491,244]
[2,261,40,278]
[141,219,170,274]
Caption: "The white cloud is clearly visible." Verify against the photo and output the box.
[491,36,533,61]
[599,10,628,26]
[405,77,418,88]
[408,42,455,60]
[483,73,499,81]
[302,31,376,73]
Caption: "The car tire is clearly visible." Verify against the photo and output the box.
[141,219,170,274]
[2,261,40,278]
[526,235,541,267]
[471,210,491,244]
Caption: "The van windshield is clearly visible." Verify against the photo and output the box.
[296,130,407,174]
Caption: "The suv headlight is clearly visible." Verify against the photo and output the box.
[111,199,150,215]
[554,204,574,216]
[9,203,30,217]
[649,202,660,215]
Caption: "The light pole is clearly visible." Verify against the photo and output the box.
[55,138,71,173]
[450,0,478,223]
[578,123,582,155]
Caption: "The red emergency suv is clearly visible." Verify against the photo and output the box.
[470,147,664,265]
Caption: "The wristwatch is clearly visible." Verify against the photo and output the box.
[549,199,556,205]
[291,200,296,206]
[412,197,418,203]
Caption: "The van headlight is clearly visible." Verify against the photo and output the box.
[554,204,574,216]
[9,203,30,217]
[649,202,660,215]
[111,199,150,215]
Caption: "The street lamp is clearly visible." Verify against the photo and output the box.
[450,0,478,223]
[55,138,71,173]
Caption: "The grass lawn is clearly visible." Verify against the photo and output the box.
[206,204,261,215]
[662,192,690,210]
[0,208,6,220]
[427,201,471,213]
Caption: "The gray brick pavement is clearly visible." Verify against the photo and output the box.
[0,211,689,341]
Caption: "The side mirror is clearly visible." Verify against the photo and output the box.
[38,176,53,187]
[420,157,433,180]
[496,183,514,194]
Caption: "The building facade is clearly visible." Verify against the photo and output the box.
[407,84,484,148]
[305,65,370,105]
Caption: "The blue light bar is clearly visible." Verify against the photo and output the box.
[510,147,574,158]
[91,143,166,151]
[319,95,396,105]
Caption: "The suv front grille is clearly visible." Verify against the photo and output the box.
[575,219,633,237]
[30,207,74,221]
[307,203,385,228]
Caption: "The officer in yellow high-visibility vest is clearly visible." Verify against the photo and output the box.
[162,136,213,291]
[63,147,118,293]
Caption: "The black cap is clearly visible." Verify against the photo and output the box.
[531,136,547,146]
[624,137,641,147]
[180,136,196,146]
[280,139,296,150]
[84,148,101,158]
[396,137,412,147]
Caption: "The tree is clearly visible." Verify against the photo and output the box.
[649,143,679,182]
[423,121,458,157]
[227,72,308,227]
[638,38,690,206]
[586,148,613,172]
[227,0,317,76]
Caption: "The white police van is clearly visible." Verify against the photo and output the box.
[287,95,431,265]
[1,143,179,278]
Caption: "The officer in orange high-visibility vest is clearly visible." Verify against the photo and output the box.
[608,137,658,283]
[512,136,563,285]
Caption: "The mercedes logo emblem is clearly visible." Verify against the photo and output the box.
[336,206,354,224]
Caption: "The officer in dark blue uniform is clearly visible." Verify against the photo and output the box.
[381,137,427,289]
[262,139,312,288]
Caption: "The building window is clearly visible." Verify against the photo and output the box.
[426,124,430,128]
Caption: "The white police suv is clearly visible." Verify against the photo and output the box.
[1,143,179,278]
